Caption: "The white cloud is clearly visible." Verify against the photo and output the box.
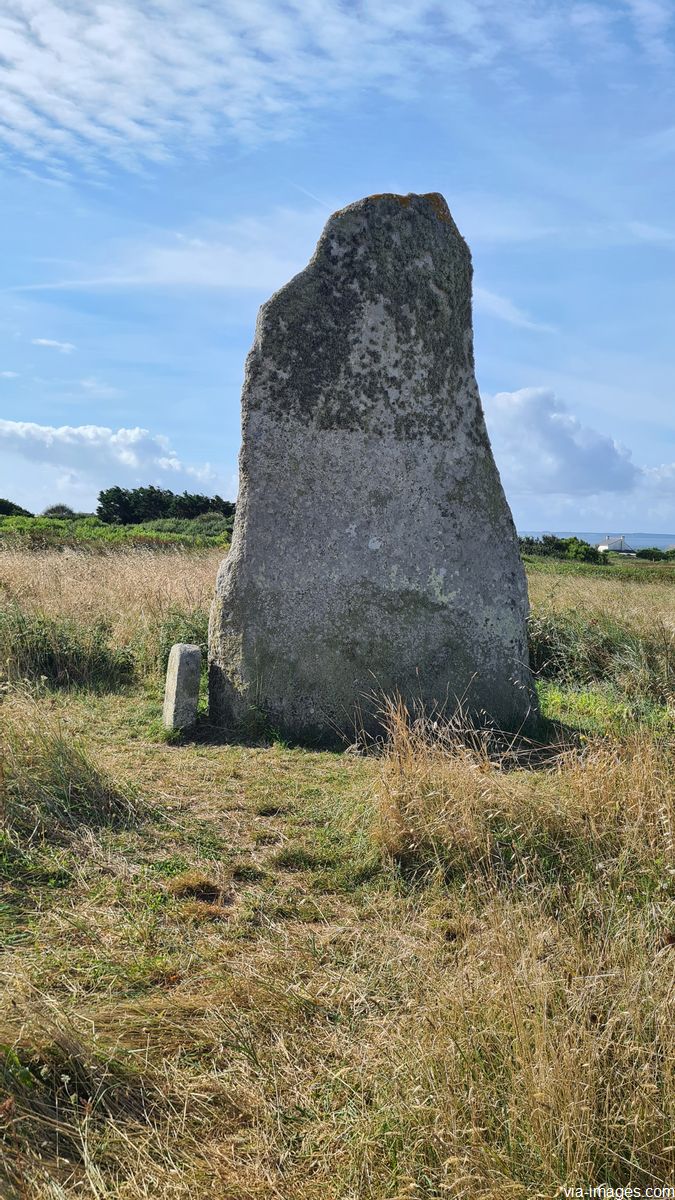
[1,370,19,378]
[0,1,658,171]
[485,387,640,495]
[32,337,76,353]
[474,287,554,333]
[0,417,222,493]
[643,462,675,495]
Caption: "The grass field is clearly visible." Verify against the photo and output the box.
[1,548,673,1198]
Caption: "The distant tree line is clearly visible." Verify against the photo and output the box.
[1,487,236,526]
[96,486,236,525]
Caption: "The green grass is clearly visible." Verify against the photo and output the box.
[0,602,208,689]
[1,697,140,843]
[1,688,673,1197]
[528,605,674,709]
[538,680,673,734]
[0,603,134,689]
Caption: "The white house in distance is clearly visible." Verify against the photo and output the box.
[597,535,636,555]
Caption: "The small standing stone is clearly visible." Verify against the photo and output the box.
[163,644,201,731]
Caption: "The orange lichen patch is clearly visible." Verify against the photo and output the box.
[423,192,452,222]
[331,192,454,223]
[364,192,451,221]
[361,192,411,206]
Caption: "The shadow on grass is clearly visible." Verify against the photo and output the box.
[165,706,582,770]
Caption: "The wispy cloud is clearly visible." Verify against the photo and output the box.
[623,219,675,244]
[18,210,317,293]
[625,0,672,63]
[79,377,120,399]
[474,288,555,333]
[18,207,553,335]
[1,370,19,378]
[0,1,666,172]
[32,338,76,353]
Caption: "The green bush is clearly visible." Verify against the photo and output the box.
[41,504,76,518]
[519,534,607,564]
[0,498,32,516]
[97,484,235,525]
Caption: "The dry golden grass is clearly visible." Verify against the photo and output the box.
[1,550,674,1198]
[0,545,222,654]
[527,568,675,633]
[377,698,674,876]
[3,544,672,628]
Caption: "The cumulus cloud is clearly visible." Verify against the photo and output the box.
[484,387,640,495]
[0,417,220,492]
[32,338,76,353]
[0,1,661,171]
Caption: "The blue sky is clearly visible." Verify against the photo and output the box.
[0,0,674,532]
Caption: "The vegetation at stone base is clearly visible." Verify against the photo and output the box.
[0,512,232,549]
[527,569,674,725]
[528,605,674,706]
[0,605,134,689]
[0,546,674,1197]
[2,546,673,718]
[96,484,235,525]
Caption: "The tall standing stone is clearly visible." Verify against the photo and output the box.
[209,192,537,742]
